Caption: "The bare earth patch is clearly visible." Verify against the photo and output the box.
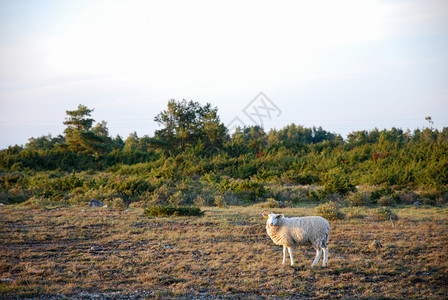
[0,205,447,299]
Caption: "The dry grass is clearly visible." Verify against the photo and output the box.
[0,205,447,299]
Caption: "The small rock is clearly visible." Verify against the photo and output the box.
[0,203,5,207]
[89,199,104,207]
[90,246,103,251]
[369,240,382,250]
[159,243,175,250]
[413,201,422,206]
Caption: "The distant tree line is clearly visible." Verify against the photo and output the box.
[1,100,447,206]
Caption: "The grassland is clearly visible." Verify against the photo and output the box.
[1,204,447,299]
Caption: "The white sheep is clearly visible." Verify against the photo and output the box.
[262,213,330,267]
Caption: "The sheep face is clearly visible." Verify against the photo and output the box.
[262,213,284,227]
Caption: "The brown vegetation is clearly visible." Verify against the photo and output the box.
[0,205,447,299]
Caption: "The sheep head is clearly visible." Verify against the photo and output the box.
[262,213,284,227]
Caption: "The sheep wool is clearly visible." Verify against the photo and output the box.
[262,213,330,267]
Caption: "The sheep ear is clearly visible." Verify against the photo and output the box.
[278,214,284,218]
[262,213,268,218]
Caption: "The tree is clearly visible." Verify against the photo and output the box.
[123,132,139,152]
[201,108,228,150]
[61,104,111,155]
[111,135,125,150]
[425,116,434,129]
[26,134,65,151]
[230,126,267,153]
[64,105,95,131]
[347,130,368,145]
[153,99,227,153]
[92,121,110,137]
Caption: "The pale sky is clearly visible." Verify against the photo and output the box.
[1,0,448,148]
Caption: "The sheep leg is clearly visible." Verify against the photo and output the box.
[282,245,287,264]
[311,248,322,267]
[287,247,294,266]
[322,245,328,267]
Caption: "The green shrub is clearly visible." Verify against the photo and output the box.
[19,196,56,209]
[214,195,227,208]
[222,191,241,206]
[371,187,398,203]
[110,177,155,198]
[308,190,320,201]
[324,193,343,203]
[257,198,287,208]
[374,207,398,221]
[281,170,318,185]
[235,165,257,179]
[193,195,208,207]
[144,205,204,217]
[168,191,184,206]
[113,197,127,213]
[377,195,396,206]
[218,179,266,202]
[315,201,345,220]
[346,192,371,207]
[397,191,419,205]
[4,187,29,204]
[308,189,326,201]
[323,172,355,196]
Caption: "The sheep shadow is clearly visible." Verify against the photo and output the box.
[289,263,330,273]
